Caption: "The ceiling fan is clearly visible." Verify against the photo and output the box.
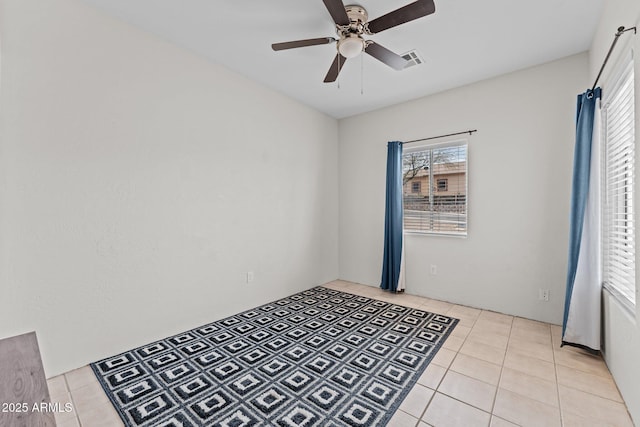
[272,0,436,83]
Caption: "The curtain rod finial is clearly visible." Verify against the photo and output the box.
[616,26,637,36]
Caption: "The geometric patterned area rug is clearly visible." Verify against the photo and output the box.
[91,286,458,427]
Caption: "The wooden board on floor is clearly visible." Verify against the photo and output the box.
[0,332,56,427]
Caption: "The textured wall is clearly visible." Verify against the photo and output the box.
[338,53,588,325]
[0,0,339,376]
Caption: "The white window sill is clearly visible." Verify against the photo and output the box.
[603,283,636,319]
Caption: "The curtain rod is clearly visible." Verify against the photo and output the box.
[402,129,477,145]
[591,26,636,92]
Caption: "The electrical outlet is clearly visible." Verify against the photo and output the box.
[539,289,550,301]
[430,265,437,275]
[247,271,254,283]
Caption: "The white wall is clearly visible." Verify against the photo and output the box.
[339,53,588,325]
[0,0,339,376]
[591,1,640,424]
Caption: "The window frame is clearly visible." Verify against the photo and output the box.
[437,178,448,192]
[601,48,636,313]
[402,139,468,237]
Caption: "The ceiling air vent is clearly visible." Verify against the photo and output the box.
[402,50,424,69]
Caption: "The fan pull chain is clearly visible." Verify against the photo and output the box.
[337,55,341,90]
[360,53,364,95]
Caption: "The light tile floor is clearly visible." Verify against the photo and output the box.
[47,280,635,427]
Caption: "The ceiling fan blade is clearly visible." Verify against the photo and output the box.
[364,42,409,70]
[322,0,350,26]
[324,54,347,83]
[272,37,335,51]
[367,0,435,34]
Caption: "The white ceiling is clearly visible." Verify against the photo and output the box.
[81,0,603,118]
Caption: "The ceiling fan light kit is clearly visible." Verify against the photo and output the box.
[337,34,365,58]
[271,0,436,83]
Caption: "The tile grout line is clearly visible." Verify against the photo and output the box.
[317,284,632,426]
[392,296,477,425]
[554,355,629,404]
[63,374,82,427]
[342,283,444,427]
[489,314,515,425]
[427,306,499,423]
[407,299,464,426]
[441,308,512,425]
[414,392,436,427]
[551,327,565,427]
[553,344,633,425]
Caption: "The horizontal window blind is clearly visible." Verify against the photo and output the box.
[402,141,468,235]
[603,53,636,309]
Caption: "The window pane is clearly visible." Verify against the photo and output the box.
[603,54,635,309]
[403,142,467,235]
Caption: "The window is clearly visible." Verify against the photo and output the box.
[402,141,468,235]
[411,181,421,193]
[602,52,636,310]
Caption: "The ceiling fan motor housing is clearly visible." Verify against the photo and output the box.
[343,5,368,34]
[336,5,368,57]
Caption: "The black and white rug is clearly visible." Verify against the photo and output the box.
[91,286,458,427]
